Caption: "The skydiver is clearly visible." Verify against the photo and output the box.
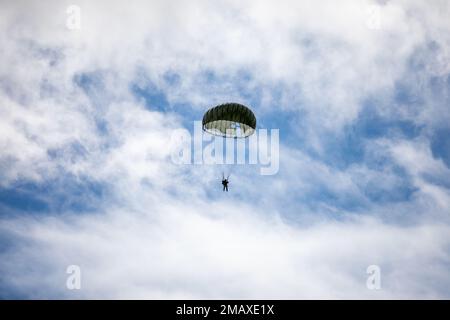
[222,178,229,192]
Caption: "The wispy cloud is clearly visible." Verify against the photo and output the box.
[0,0,449,298]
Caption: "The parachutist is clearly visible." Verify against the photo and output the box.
[222,178,229,192]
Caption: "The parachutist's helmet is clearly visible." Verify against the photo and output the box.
[202,103,256,138]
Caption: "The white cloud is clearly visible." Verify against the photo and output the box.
[1,206,450,299]
[0,0,450,298]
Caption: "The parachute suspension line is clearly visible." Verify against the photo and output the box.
[223,135,231,181]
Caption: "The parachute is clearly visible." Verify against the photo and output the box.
[202,103,257,191]
[202,103,256,138]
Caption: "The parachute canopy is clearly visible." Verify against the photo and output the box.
[202,103,256,138]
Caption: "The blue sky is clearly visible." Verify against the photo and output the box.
[1,0,450,299]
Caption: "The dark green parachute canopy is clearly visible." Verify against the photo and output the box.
[202,103,256,138]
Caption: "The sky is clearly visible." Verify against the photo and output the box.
[0,0,450,299]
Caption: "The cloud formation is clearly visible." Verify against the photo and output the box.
[0,0,449,298]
